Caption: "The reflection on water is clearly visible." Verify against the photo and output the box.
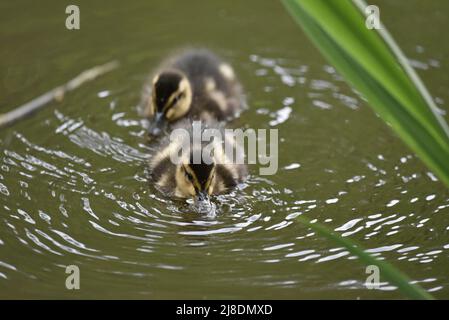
[1,0,449,299]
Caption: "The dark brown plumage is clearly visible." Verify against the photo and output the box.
[148,120,247,199]
[140,49,246,137]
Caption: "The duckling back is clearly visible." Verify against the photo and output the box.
[172,49,245,121]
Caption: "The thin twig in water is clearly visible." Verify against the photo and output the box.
[0,60,119,129]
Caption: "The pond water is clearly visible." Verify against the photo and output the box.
[1,0,448,299]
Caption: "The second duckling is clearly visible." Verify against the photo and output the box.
[149,120,247,202]
[141,49,245,137]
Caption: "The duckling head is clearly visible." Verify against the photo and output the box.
[175,150,216,203]
[148,70,192,136]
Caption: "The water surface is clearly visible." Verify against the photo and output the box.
[1,0,449,299]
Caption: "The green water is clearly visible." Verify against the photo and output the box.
[1,0,449,299]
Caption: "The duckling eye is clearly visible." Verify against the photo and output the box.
[173,93,184,104]
[185,171,194,182]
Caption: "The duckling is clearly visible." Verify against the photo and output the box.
[140,49,245,136]
[149,120,247,202]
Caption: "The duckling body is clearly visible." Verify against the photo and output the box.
[149,119,247,200]
[141,49,245,136]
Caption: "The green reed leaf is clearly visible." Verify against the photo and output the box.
[281,0,445,299]
[296,216,434,300]
[282,0,449,187]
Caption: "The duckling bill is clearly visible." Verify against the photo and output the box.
[149,120,247,202]
[140,49,246,137]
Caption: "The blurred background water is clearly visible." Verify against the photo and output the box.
[0,0,448,299]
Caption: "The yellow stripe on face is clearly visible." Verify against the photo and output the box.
[163,77,188,113]
[162,89,182,113]
[183,164,202,191]
[203,166,215,192]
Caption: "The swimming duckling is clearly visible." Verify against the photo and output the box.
[149,120,247,202]
[140,49,245,136]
